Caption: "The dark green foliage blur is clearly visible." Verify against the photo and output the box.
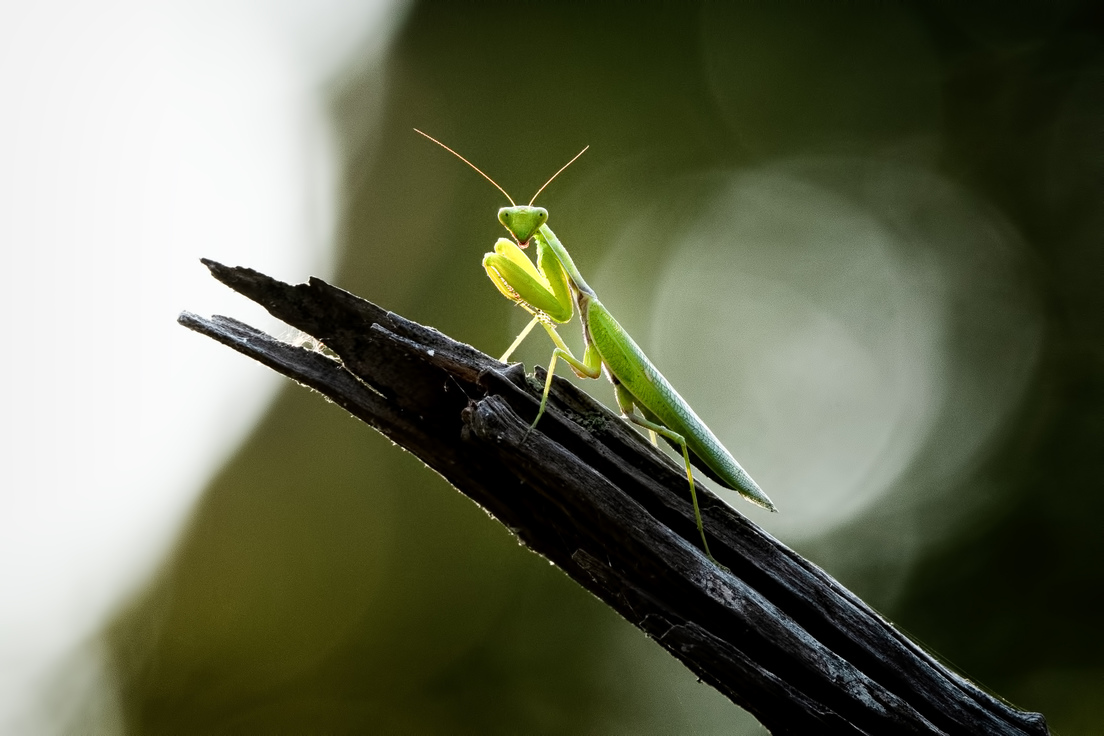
[105,1,1103,733]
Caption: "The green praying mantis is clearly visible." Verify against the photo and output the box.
[415,130,776,562]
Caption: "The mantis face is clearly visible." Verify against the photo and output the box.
[498,206,548,246]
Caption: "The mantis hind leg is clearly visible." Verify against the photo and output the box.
[613,385,716,563]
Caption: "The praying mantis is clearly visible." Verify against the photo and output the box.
[416,130,775,562]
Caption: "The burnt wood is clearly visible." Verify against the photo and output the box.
[179,259,1049,735]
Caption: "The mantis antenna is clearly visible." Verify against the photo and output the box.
[414,128,588,208]
[528,145,588,206]
[414,129,516,205]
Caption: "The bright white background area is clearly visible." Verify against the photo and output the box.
[0,1,404,730]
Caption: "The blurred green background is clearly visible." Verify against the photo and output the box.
[95,2,1102,733]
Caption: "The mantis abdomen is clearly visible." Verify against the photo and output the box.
[584,298,774,511]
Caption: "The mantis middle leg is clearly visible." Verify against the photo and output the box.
[525,324,602,435]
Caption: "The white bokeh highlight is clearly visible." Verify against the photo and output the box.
[0,0,404,730]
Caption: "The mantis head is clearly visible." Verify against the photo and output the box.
[498,206,548,246]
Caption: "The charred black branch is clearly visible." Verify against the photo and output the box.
[179,260,1048,735]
